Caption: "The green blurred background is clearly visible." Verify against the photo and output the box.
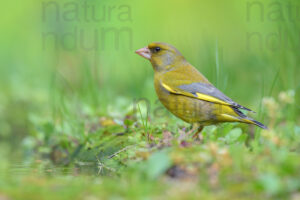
[0,0,300,198]
[1,0,299,140]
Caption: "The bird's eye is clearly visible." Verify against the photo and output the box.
[154,47,161,52]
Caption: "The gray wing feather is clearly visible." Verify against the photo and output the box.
[178,83,253,112]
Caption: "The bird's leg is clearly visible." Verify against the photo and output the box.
[187,123,199,135]
[192,125,204,140]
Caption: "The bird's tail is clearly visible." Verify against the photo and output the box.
[232,107,268,129]
[246,118,268,129]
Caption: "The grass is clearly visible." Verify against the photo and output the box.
[0,87,299,200]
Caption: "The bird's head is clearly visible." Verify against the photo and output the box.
[135,42,185,71]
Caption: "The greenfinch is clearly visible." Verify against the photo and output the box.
[135,42,267,134]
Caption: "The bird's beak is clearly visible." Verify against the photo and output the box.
[135,47,151,60]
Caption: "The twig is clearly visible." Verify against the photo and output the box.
[95,156,116,175]
[107,145,135,159]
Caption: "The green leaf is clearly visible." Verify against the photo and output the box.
[146,150,172,179]
[259,173,281,195]
[225,128,242,143]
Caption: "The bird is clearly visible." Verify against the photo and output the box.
[135,42,267,137]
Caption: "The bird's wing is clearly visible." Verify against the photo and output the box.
[161,81,254,112]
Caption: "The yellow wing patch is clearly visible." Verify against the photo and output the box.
[161,82,231,106]
[161,82,178,93]
[195,93,231,106]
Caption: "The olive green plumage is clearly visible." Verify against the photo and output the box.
[135,42,267,129]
